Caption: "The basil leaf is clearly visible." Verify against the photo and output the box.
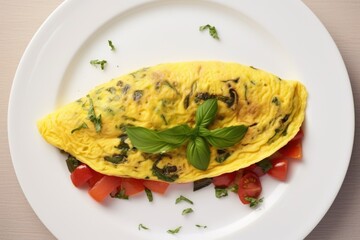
[126,126,185,153]
[205,125,248,148]
[186,137,210,170]
[157,125,192,144]
[195,99,218,127]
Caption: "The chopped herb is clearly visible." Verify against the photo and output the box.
[133,90,143,101]
[138,224,149,230]
[193,178,212,191]
[145,188,153,202]
[215,149,230,163]
[122,84,131,94]
[272,97,280,106]
[167,226,182,235]
[215,187,228,198]
[182,208,194,215]
[183,94,190,109]
[152,159,179,182]
[199,24,220,40]
[71,122,88,134]
[175,195,194,205]
[160,114,168,125]
[256,159,272,173]
[106,87,116,94]
[228,184,239,193]
[244,84,249,104]
[111,188,129,200]
[90,59,107,70]
[108,40,115,51]
[65,155,80,173]
[245,197,263,208]
[87,96,102,133]
[196,224,207,229]
[104,154,127,164]
[163,80,180,95]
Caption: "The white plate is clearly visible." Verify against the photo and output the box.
[8,0,354,239]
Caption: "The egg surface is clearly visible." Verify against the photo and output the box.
[37,61,307,183]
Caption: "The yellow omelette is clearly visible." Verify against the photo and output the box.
[37,61,307,183]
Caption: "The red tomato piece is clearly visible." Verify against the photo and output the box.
[143,180,170,194]
[70,164,95,188]
[291,128,304,142]
[268,158,288,181]
[244,164,265,177]
[121,178,145,196]
[238,173,262,204]
[88,176,122,202]
[212,172,237,187]
[279,139,302,159]
[87,171,105,188]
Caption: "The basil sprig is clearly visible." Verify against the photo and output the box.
[126,99,248,170]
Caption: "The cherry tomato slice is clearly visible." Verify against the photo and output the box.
[143,180,170,194]
[268,158,288,181]
[244,164,265,177]
[88,176,122,202]
[121,178,145,196]
[70,164,95,187]
[238,172,262,204]
[212,172,237,187]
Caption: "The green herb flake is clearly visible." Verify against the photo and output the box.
[71,122,88,134]
[167,226,182,235]
[65,155,81,173]
[138,224,149,231]
[111,188,129,200]
[245,197,263,208]
[196,224,207,229]
[90,59,107,70]
[182,208,194,215]
[215,187,228,198]
[108,40,115,51]
[199,24,220,40]
[256,159,272,173]
[87,96,102,133]
[104,154,127,164]
[228,184,239,193]
[175,195,194,205]
[272,97,280,106]
[145,188,153,202]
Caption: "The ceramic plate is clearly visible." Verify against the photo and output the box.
[8,0,354,239]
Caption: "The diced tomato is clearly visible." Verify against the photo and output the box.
[244,164,265,177]
[88,176,122,202]
[278,139,302,159]
[143,180,170,194]
[212,172,237,187]
[291,128,304,142]
[121,178,145,196]
[70,164,95,187]
[268,158,288,181]
[238,173,262,204]
[87,171,105,188]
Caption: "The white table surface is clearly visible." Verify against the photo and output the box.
[1,0,359,239]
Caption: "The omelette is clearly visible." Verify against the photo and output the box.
[37,61,307,183]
